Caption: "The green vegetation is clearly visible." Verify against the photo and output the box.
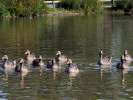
[0,0,48,17]
[60,0,102,14]
[0,0,103,17]
[115,0,133,12]
[0,0,133,17]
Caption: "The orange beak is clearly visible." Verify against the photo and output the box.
[39,56,42,59]
[100,51,103,55]
[67,61,70,64]
[2,57,5,59]
[20,59,23,63]
[56,52,58,55]
[122,55,125,60]
[25,51,28,54]
[125,51,127,54]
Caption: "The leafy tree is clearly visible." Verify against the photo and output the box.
[0,0,48,17]
[61,0,101,14]
[115,0,133,12]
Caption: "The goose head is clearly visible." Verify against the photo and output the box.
[19,58,24,64]
[99,50,103,56]
[39,55,43,60]
[2,55,8,60]
[67,59,72,65]
[56,51,61,56]
[25,50,30,55]
[124,50,128,55]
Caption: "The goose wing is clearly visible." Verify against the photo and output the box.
[103,56,112,63]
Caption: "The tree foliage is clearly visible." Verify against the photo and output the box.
[115,0,133,12]
[61,0,101,14]
[0,0,48,17]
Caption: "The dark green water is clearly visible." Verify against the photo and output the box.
[0,14,133,100]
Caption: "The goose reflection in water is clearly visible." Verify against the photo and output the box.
[39,66,45,79]
[2,68,15,81]
[119,68,129,89]
[2,68,14,87]
[67,72,78,88]
[99,65,112,80]
[18,71,28,88]
[52,68,61,80]
[2,68,9,81]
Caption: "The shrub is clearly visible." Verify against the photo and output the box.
[115,0,133,12]
[0,0,48,17]
[61,0,101,14]
[0,1,10,17]
[61,0,82,10]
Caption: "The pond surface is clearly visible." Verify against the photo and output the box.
[0,14,133,100]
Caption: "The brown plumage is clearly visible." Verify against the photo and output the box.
[25,50,36,61]
[32,55,44,66]
[116,55,129,69]
[123,50,132,61]
[55,51,67,61]
[15,58,29,72]
[65,59,79,73]
[98,51,112,65]
[47,59,58,69]
[2,55,16,69]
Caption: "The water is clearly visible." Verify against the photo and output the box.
[0,14,133,99]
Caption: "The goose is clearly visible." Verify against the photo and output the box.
[116,55,129,69]
[65,59,79,73]
[32,55,44,66]
[98,50,112,65]
[55,51,67,61]
[15,58,29,72]
[2,55,16,69]
[25,50,36,61]
[47,59,58,69]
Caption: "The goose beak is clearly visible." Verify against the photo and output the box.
[20,60,23,63]
[39,55,42,59]
[122,55,125,60]
[125,51,127,54]
[56,52,58,55]
[67,61,70,64]
[100,51,103,55]
[25,52,27,54]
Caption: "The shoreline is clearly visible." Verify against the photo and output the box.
[3,10,133,18]
[46,11,83,16]
[4,11,84,18]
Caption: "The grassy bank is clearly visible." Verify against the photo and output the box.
[0,0,133,18]
[0,0,103,18]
